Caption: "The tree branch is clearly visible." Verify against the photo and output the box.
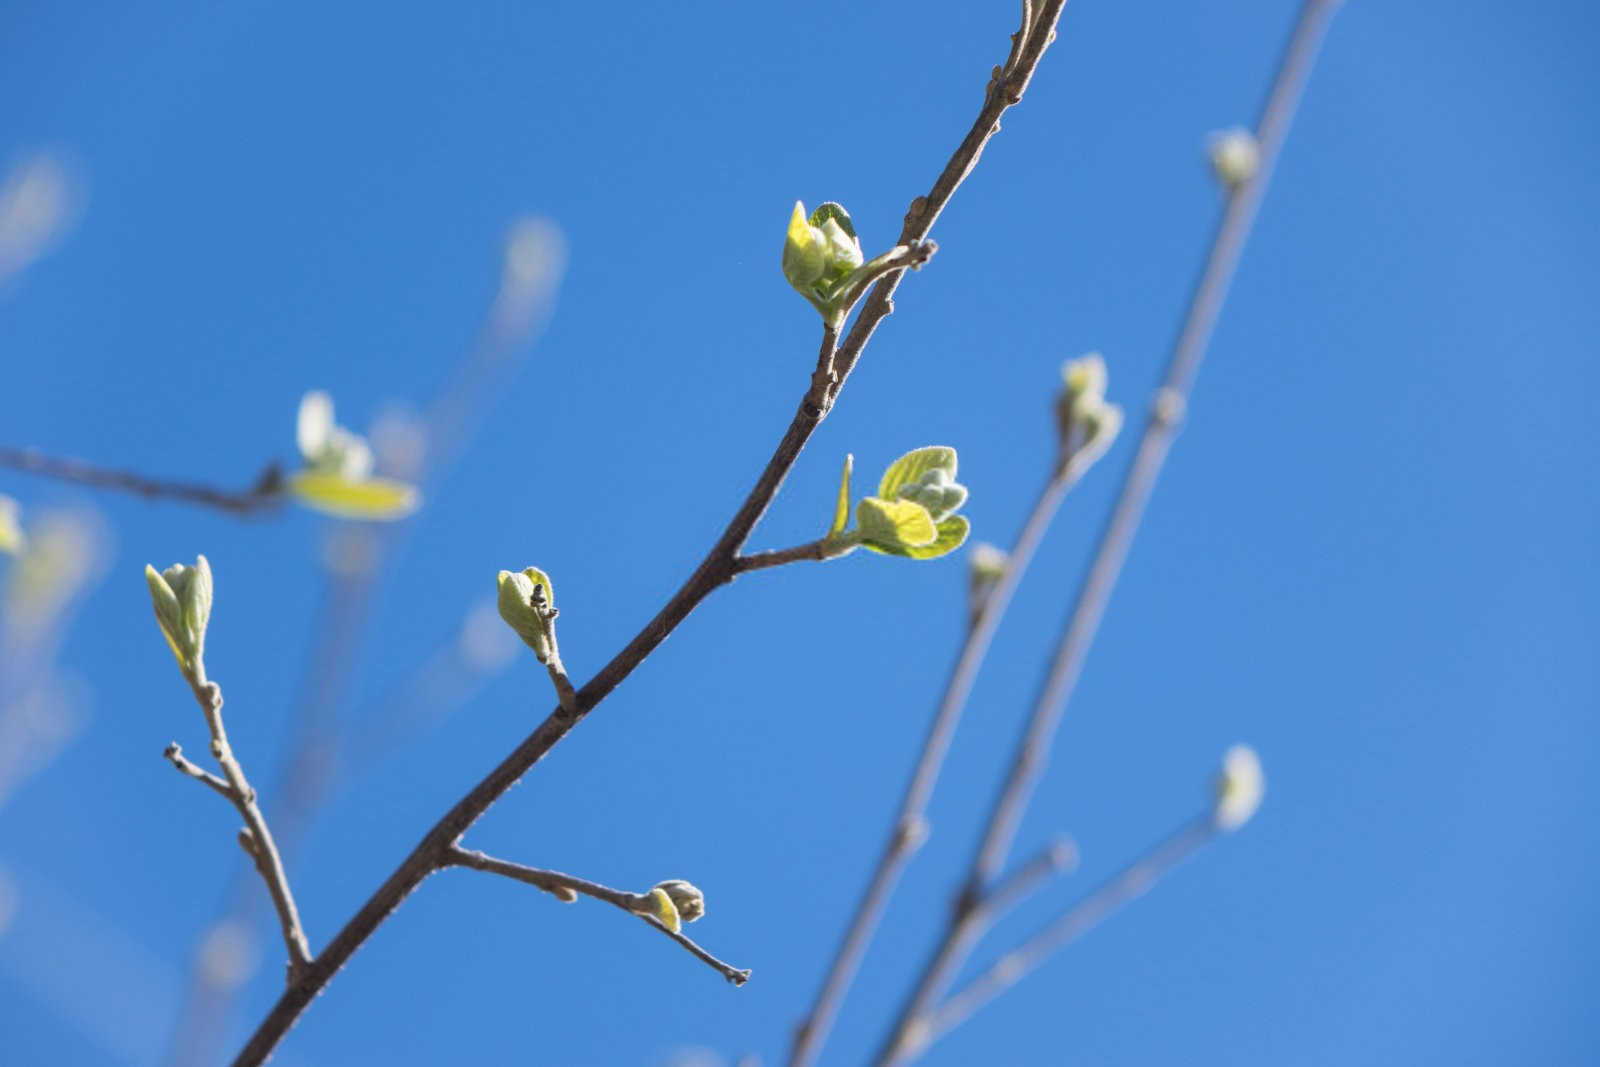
[732,539,832,574]
[443,845,751,986]
[913,818,1216,1061]
[231,0,1078,1059]
[789,463,1081,1067]
[173,670,313,983]
[0,446,283,515]
[875,2,1342,1059]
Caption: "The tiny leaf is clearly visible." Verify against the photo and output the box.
[856,497,937,551]
[287,472,420,521]
[809,201,856,239]
[878,447,958,502]
[900,515,971,560]
[648,887,682,934]
[828,454,853,539]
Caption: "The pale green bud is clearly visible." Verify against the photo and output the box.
[0,494,23,555]
[1057,353,1121,471]
[968,542,1008,584]
[145,554,213,676]
[652,879,705,923]
[1208,127,1261,188]
[782,201,829,295]
[1213,744,1265,831]
[496,566,556,662]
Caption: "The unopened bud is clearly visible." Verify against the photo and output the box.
[652,879,706,923]
[495,567,557,662]
[144,555,214,677]
[1207,127,1260,188]
[1213,744,1265,831]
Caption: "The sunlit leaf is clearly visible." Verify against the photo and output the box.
[856,496,937,551]
[900,515,970,560]
[828,454,853,539]
[647,887,682,934]
[878,446,957,502]
[287,472,419,521]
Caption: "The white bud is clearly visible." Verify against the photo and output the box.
[1213,744,1265,831]
[1207,128,1260,188]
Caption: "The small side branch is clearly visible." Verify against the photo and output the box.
[172,673,313,981]
[912,818,1215,1059]
[0,446,284,515]
[444,845,751,986]
[731,539,831,574]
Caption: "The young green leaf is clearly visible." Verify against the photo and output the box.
[898,515,970,560]
[646,887,682,934]
[287,471,420,521]
[828,454,854,539]
[856,497,938,551]
[878,447,958,502]
[809,201,856,239]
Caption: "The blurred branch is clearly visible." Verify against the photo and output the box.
[875,2,1342,1060]
[167,222,564,1067]
[443,846,751,986]
[918,817,1216,1058]
[0,446,284,515]
[788,464,1082,1067]
[165,668,312,982]
[231,0,1074,1059]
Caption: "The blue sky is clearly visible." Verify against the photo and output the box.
[2,1,1596,1064]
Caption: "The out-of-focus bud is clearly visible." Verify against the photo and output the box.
[1213,744,1265,831]
[1207,127,1261,189]
[1055,353,1123,475]
[0,495,23,555]
[197,918,261,990]
[968,542,1008,585]
[652,879,706,923]
[144,555,214,677]
[0,152,82,286]
[495,567,556,662]
[289,391,419,521]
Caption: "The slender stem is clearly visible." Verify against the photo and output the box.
[789,465,1078,1067]
[983,835,1078,918]
[0,446,283,515]
[444,846,751,986]
[875,2,1342,1058]
[164,742,233,801]
[732,539,832,573]
[912,818,1216,1061]
[177,670,314,982]
[232,0,1074,1057]
[170,247,566,1067]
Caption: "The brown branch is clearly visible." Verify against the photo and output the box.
[443,845,751,986]
[731,539,832,574]
[912,818,1216,1061]
[170,670,313,983]
[874,2,1343,1060]
[0,446,283,515]
[230,0,1077,1059]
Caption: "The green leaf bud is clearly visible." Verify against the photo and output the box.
[652,879,705,923]
[496,567,556,662]
[145,554,213,676]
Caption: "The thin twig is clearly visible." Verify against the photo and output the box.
[915,818,1215,1059]
[232,2,1073,1059]
[443,845,751,986]
[0,446,283,515]
[164,742,233,801]
[789,464,1080,1067]
[731,539,832,574]
[875,2,1342,1059]
[169,236,565,1067]
[174,669,313,982]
